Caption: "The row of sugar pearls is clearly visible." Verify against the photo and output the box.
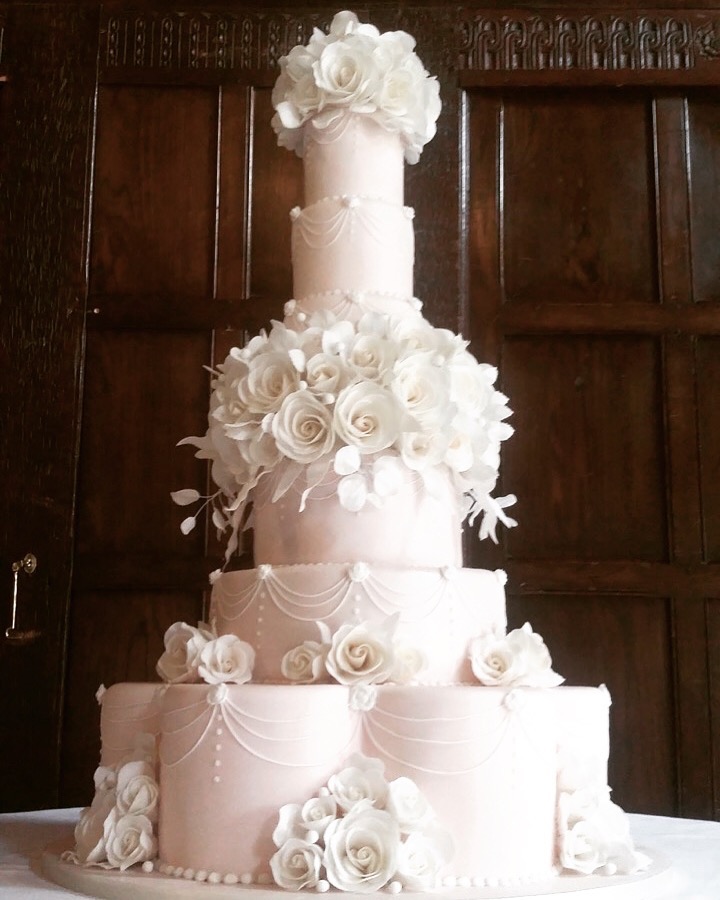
[157,860,277,885]
[442,871,546,889]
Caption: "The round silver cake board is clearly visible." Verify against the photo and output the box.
[42,841,676,900]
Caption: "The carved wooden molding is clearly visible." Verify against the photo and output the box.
[101,10,331,72]
[458,12,720,71]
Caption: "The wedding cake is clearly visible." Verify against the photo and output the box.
[64,11,650,895]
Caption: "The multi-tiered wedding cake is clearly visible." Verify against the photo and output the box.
[63,11,651,896]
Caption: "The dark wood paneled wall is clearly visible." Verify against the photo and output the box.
[1,3,718,820]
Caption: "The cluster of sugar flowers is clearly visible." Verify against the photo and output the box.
[270,754,453,892]
[156,620,255,685]
[469,622,564,688]
[66,730,158,872]
[558,787,651,877]
[173,310,515,563]
[271,10,441,164]
[281,611,426,705]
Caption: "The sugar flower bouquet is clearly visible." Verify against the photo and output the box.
[173,310,515,562]
[271,10,441,163]
[269,754,454,892]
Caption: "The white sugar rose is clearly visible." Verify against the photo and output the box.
[390,644,428,684]
[281,640,328,683]
[237,350,302,415]
[92,764,117,795]
[74,790,115,865]
[400,430,448,472]
[392,357,450,428]
[312,37,382,114]
[326,620,396,685]
[349,682,379,711]
[103,809,157,871]
[396,830,452,890]
[156,621,214,684]
[305,352,352,395]
[347,332,397,382]
[328,756,388,813]
[333,382,401,454]
[198,634,255,684]
[386,777,434,833]
[115,760,159,823]
[271,390,335,463]
[270,838,324,890]
[323,803,400,892]
[300,795,338,838]
[469,622,564,688]
[559,789,649,876]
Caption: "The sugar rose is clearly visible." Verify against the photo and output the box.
[323,804,400,892]
[326,621,396,685]
[328,756,388,813]
[270,838,324,890]
[102,809,157,871]
[198,634,255,685]
[281,640,328,684]
[156,621,214,684]
[469,622,564,688]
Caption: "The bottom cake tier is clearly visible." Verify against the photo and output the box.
[93,680,616,890]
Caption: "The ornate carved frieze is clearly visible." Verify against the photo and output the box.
[458,12,720,71]
[101,10,331,72]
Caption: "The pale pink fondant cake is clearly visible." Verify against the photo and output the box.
[65,10,650,896]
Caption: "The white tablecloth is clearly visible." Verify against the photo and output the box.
[1,808,719,898]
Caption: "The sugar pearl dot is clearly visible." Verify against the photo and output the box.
[297,312,307,323]
[305,829,319,844]
[486,876,499,887]
[215,744,222,752]
[195,870,208,882]
[224,873,239,885]
[216,728,223,736]
[457,876,471,888]
[183,868,195,879]
[240,873,253,885]
[173,866,184,877]
[214,759,222,767]
[319,786,330,797]
[208,872,222,884]
[387,881,402,893]
[316,880,330,893]
[472,876,485,887]
[442,876,457,888]
[141,861,154,873]
[213,775,221,783]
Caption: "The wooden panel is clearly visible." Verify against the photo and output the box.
[75,331,211,558]
[60,590,201,806]
[709,599,720,819]
[507,593,676,814]
[91,85,217,303]
[501,336,667,561]
[502,91,656,306]
[0,3,97,812]
[249,87,302,303]
[688,95,720,303]
[697,337,720,562]
[216,85,251,303]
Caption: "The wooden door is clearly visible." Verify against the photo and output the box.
[461,10,720,819]
[0,4,96,812]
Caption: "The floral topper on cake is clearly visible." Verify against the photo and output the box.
[172,311,516,563]
[271,10,441,164]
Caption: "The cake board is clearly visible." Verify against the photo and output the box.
[41,840,675,900]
